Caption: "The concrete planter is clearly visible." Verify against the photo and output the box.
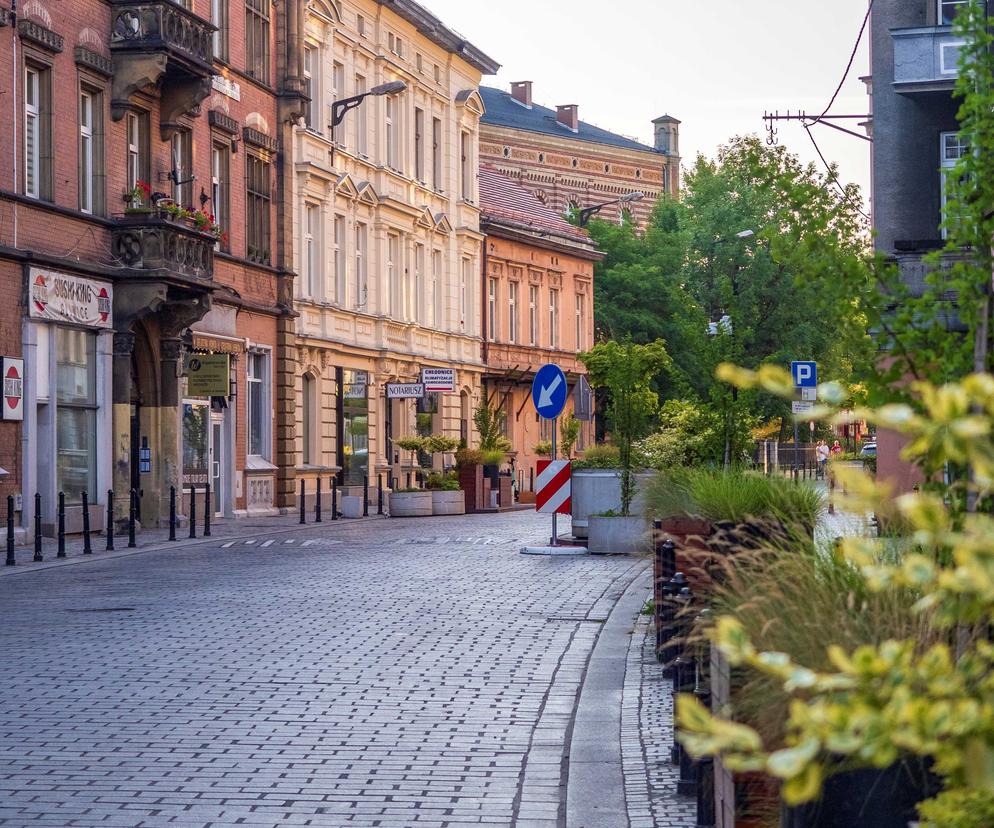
[341,495,363,519]
[587,515,651,554]
[571,469,653,539]
[431,490,465,516]
[389,491,433,517]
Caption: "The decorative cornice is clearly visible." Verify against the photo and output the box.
[242,126,276,151]
[209,109,240,135]
[18,19,64,53]
[74,46,114,77]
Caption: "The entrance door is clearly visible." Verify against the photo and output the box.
[210,414,224,517]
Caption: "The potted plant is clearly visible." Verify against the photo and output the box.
[123,180,152,213]
[577,339,670,552]
[474,401,511,484]
[424,471,465,515]
[395,436,426,476]
[534,440,552,458]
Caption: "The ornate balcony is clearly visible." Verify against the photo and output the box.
[111,213,214,284]
[109,0,216,135]
[892,26,962,95]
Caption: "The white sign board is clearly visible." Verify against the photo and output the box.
[1,358,24,421]
[29,268,112,329]
[212,75,241,100]
[421,368,455,393]
[800,388,817,402]
[387,383,425,399]
[792,401,815,416]
[344,383,367,399]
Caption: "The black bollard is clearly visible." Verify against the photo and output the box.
[377,474,384,515]
[696,757,716,827]
[661,571,687,673]
[204,482,211,537]
[81,490,92,555]
[406,471,412,490]
[299,479,306,525]
[169,486,177,541]
[57,492,66,558]
[106,490,114,551]
[332,480,338,521]
[127,489,137,548]
[529,467,535,493]
[315,477,322,523]
[363,475,369,517]
[33,493,42,562]
[5,495,14,566]
[189,484,197,539]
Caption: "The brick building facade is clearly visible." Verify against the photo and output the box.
[479,167,602,486]
[0,0,301,540]
[479,82,680,226]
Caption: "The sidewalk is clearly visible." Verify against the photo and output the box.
[0,508,387,577]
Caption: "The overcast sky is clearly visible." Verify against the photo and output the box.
[422,0,872,200]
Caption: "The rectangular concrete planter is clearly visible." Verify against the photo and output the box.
[587,515,651,554]
[340,495,363,519]
[389,491,433,517]
[431,490,465,516]
[571,469,653,538]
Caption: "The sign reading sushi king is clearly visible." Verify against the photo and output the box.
[28,268,113,329]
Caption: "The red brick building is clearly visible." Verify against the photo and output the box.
[0,0,302,539]
[479,167,602,487]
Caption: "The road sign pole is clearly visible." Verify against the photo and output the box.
[551,417,557,547]
[794,419,800,478]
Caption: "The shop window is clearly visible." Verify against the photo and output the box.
[56,328,96,503]
[416,393,439,466]
[341,369,369,486]
[247,351,270,458]
[183,402,209,484]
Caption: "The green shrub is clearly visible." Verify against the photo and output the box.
[534,441,552,457]
[918,790,994,828]
[424,471,460,491]
[395,436,425,452]
[455,447,485,467]
[572,443,621,470]
[423,435,459,455]
[481,448,507,466]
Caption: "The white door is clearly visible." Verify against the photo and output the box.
[210,414,224,517]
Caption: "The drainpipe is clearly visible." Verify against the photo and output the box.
[481,223,489,366]
[10,0,19,248]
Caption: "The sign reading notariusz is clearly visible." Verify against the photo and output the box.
[29,268,113,329]
[387,383,425,399]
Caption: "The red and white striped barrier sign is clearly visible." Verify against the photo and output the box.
[536,460,571,515]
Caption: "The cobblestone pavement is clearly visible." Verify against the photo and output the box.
[0,511,662,828]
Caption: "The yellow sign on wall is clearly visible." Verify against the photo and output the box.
[186,353,230,397]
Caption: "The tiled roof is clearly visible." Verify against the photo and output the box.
[376,1,499,75]
[480,86,661,154]
[479,166,593,244]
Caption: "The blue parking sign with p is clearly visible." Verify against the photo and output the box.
[791,361,817,388]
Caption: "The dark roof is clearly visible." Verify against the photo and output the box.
[377,1,499,75]
[478,166,593,245]
[480,86,661,154]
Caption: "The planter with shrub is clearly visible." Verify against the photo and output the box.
[388,489,432,517]
[425,471,465,516]
[587,510,651,554]
[456,448,485,513]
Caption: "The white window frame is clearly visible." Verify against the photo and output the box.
[460,258,471,330]
[333,214,346,304]
[414,243,426,322]
[355,75,368,157]
[24,66,41,199]
[332,61,345,145]
[940,41,964,74]
[303,44,320,132]
[246,350,272,460]
[488,277,499,342]
[211,142,229,251]
[460,131,472,201]
[79,90,94,214]
[508,281,518,344]
[940,131,969,239]
[430,249,442,328]
[939,0,966,25]
[529,285,538,346]
[432,117,442,192]
[170,130,192,207]
[414,107,425,184]
[388,233,401,317]
[575,293,585,350]
[386,95,399,171]
[126,112,141,200]
[549,288,560,349]
[303,202,320,299]
[354,222,367,309]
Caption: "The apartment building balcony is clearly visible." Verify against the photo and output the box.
[892,26,962,95]
[109,0,216,135]
[111,212,215,285]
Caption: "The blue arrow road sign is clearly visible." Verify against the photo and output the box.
[791,361,818,388]
[532,364,568,420]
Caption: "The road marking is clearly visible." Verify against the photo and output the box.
[221,541,236,548]
[261,540,275,547]
[244,540,256,545]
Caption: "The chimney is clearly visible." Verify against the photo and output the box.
[556,104,579,133]
[510,81,532,109]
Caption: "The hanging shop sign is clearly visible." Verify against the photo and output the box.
[386,383,425,400]
[0,358,24,422]
[29,268,112,329]
[421,368,455,393]
[185,353,230,397]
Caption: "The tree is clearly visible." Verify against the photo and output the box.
[579,340,671,514]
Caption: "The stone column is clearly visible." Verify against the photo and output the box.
[112,331,135,522]
[152,337,183,527]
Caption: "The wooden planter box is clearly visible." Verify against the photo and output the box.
[458,465,484,513]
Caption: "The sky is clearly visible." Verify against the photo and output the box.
[420,0,872,200]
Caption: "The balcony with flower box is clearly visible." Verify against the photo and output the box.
[111,200,218,285]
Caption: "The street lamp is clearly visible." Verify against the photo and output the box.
[329,80,407,129]
[577,191,645,227]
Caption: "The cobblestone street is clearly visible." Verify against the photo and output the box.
[0,511,692,828]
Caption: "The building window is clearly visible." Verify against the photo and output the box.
[170,129,193,208]
[549,289,560,348]
[386,95,399,170]
[333,214,345,304]
[211,141,230,251]
[940,0,966,24]
[416,53,423,74]
[414,243,425,322]
[539,414,551,442]
[431,249,442,328]
[388,233,401,317]
[355,75,368,156]
[24,64,51,200]
[529,284,539,345]
[303,202,320,299]
[302,373,315,465]
[488,277,499,342]
[941,131,969,238]
[575,293,586,350]
[414,107,425,183]
[126,110,149,208]
[508,281,518,344]
[246,153,271,264]
[460,258,471,330]
[56,328,97,504]
[356,13,365,37]
[303,44,319,131]
[247,351,270,458]
[460,131,472,200]
[341,369,368,486]
[78,88,103,215]
[212,0,229,61]
[355,222,367,309]
[331,62,344,143]
[434,64,441,84]
[245,0,270,84]
[432,117,442,191]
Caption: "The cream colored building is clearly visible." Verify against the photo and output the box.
[291,0,499,494]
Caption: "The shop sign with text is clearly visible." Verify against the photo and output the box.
[1,358,24,421]
[29,268,112,329]
[387,383,425,399]
[421,368,455,393]
[185,353,230,397]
